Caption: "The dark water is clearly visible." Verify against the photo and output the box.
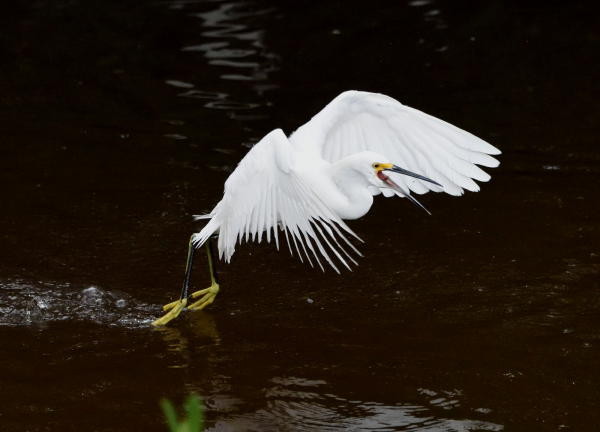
[1,1,599,430]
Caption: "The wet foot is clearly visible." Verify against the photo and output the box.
[188,284,219,311]
[151,298,187,326]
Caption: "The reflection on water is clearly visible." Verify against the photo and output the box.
[410,0,449,54]
[154,313,221,368]
[167,0,279,117]
[184,1,279,87]
[0,280,155,327]
[176,88,260,110]
[204,376,502,431]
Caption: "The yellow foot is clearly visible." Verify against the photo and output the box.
[188,284,219,311]
[151,298,188,326]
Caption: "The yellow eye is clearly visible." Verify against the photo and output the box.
[372,163,379,169]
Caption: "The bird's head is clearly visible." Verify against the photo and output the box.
[340,152,441,199]
[369,162,408,192]
[359,152,442,192]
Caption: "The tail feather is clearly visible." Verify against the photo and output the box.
[192,217,220,249]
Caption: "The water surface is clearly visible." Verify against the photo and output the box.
[1,0,598,430]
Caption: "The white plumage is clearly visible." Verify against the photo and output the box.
[193,90,501,272]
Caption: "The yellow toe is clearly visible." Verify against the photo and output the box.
[188,284,219,311]
[188,296,214,311]
[152,298,187,326]
[162,299,181,311]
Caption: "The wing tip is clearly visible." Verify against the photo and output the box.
[488,146,502,156]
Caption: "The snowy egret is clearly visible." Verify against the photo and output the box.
[152,90,500,326]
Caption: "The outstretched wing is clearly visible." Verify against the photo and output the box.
[289,90,500,197]
[196,129,362,273]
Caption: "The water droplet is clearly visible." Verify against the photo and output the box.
[81,287,105,306]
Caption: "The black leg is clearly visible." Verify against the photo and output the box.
[152,235,196,326]
[153,235,220,325]
[180,235,196,300]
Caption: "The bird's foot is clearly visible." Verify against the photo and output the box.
[151,298,188,326]
[188,283,219,311]
[151,283,218,326]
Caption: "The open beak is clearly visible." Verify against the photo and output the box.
[376,164,442,215]
[380,164,442,187]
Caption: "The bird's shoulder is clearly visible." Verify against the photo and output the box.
[320,90,403,117]
[223,128,296,194]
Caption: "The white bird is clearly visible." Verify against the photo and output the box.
[152,90,500,326]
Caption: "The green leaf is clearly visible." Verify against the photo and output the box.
[184,394,203,431]
[160,398,179,432]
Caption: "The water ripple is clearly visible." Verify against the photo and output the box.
[205,377,503,431]
[169,0,280,114]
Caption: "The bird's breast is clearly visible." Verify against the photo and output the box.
[332,190,374,220]
[308,173,373,220]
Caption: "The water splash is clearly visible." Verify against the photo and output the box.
[0,280,156,327]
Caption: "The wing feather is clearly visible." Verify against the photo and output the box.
[196,128,360,271]
[289,90,500,198]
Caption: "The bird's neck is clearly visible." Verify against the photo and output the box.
[328,158,374,220]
